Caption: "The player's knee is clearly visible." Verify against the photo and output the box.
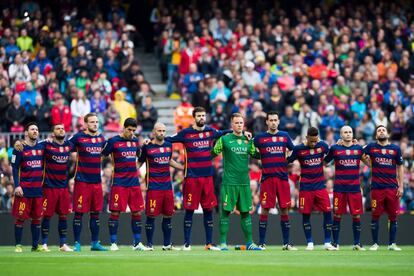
[74,212,83,220]
[261,208,269,215]
[388,214,397,222]
[203,208,213,213]
[43,216,52,220]
[90,212,99,219]
[352,215,360,221]
[32,218,41,225]
[334,214,341,220]
[58,215,67,220]
[371,214,380,221]
[15,219,24,226]
[131,213,142,220]
[280,208,289,215]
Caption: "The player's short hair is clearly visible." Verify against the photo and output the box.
[24,122,38,131]
[375,125,388,133]
[192,106,206,117]
[124,118,138,128]
[231,112,243,121]
[266,111,279,120]
[84,112,98,123]
[307,127,319,137]
[51,123,64,131]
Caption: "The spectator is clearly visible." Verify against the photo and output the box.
[183,63,203,100]
[33,95,50,132]
[192,80,211,112]
[356,112,375,143]
[173,96,194,132]
[241,61,261,87]
[5,93,25,132]
[248,101,267,135]
[279,106,301,140]
[113,90,137,125]
[210,104,229,130]
[16,28,34,53]
[210,80,230,113]
[50,93,72,131]
[320,105,345,140]
[8,53,31,84]
[298,104,322,140]
[139,96,158,132]
[70,89,91,130]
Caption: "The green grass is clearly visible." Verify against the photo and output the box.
[1,246,413,275]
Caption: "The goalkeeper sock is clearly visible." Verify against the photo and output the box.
[240,212,253,245]
[219,211,230,245]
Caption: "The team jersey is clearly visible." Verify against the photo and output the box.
[166,126,229,178]
[325,144,363,193]
[138,141,173,191]
[43,140,74,188]
[287,141,329,191]
[363,142,403,190]
[11,143,45,197]
[253,131,294,181]
[212,133,259,186]
[69,132,105,184]
[102,135,140,187]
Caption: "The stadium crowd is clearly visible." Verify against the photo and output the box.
[1,0,414,215]
[153,0,414,213]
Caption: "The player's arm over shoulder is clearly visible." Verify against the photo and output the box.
[211,137,224,158]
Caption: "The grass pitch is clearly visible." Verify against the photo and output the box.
[0,246,413,275]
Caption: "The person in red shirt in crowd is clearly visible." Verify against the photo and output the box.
[51,93,72,131]
[308,57,327,80]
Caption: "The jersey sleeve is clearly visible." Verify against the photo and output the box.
[249,140,260,159]
[395,146,403,165]
[11,149,22,187]
[211,137,224,158]
[362,143,370,156]
[101,138,114,156]
[287,146,298,163]
[138,145,147,163]
[286,134,295,150]
[165,130,184,143]
[324,146,334,163]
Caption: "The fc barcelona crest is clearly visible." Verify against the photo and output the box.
[160,147,164,153]
[389,150,394,154]
[166,147,171,152]
[272,137,277,142]
[92,138,96,143]
[132,142,136,147]
[38,150,42,155]
[59,147,64,153]
[206,132,210,137]
[346,150,351,155]
[65,146,70,151]
[354,150,358,155]
[381,149,387,155]
[237,139,242,145]
[127,141,131,147]
[97,137,102,143]
[199,133,204,138]
[32,150,36,156]
[310,149,314,154]
[279,137,284,142]
[317,148,322,153]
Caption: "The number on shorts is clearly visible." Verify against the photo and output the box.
[188,193,192,202]
[114,194,119,202]
[149,199,156,208]
[263,192,267,200]
[43,199,48,208]
[78,196,83,205]
[19,202,26,211]
[334,197,339,206]
[300,197,305,207]
[372,199,377,208]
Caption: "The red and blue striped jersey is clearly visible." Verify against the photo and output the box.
[325,144,363,193]
[11,143,45,197]
[138,142,173,191]
[363,143,403,190]
[288,141,329,191]
[166,126,229,178]
[43,140,74,188]
[102,135,140,187]
[253,131,294,181]
[69,132,105,184]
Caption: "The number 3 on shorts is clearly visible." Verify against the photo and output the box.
[188,193,192,202]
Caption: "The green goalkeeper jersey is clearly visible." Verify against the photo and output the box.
[212,133,259,186]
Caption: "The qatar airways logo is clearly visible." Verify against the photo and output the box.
[231,147,247,154]
[52,155,69,163]
[85,147,102,154]
[339,159,358,166]
[304,158,321,166]
[265,146,284,153]
[27,160,42,167]
[375,157,393,166]
[121,151,136,158]
[154,156,170,164]
[193,140,210,148]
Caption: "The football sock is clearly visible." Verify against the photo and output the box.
[41,217,51,245]
[219,210,230,245]
[240,212,253,244]
[259,214,268,245]
[371,218,379,244]
[90,212,100,243]
[323,212,332,244]
[302,214,312,243]
[145,217,155,247]
[31,219,41,249]
[15,219,24,245]
[332,216,341,245]
[280,214,290,245]
[73,212,83,243]
[108,214,119,244]
[58,216,68,246]
[162,217,172,246]
[389,220,397,245]
[183,210,194,246]
[131,214,142,246]
[203,209,213,245]
[352,217,361,245]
